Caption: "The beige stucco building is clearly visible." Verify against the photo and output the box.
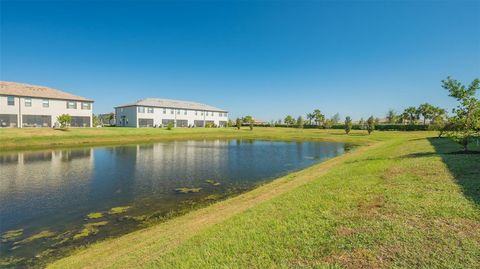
[115,98,228,128]
[0,81,94,127]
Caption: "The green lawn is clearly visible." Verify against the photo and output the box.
[0,127,388,151]
[45,130,480,268]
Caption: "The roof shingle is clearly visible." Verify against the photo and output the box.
[0,81,93,102]
[116,98,227,112]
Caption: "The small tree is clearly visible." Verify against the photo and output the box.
[366,116,375,135]
[306,113,314,125]
[249,121,254,131]
[358,118,365,130]
[313,109,325,127]
[344,116,352,134]
[442,76,480,151]
[284,115,294,127]
[404,106,420,125]
[386,109,397,124]
[236,118,242,130]
[93,114,100,127]
[418,103,436,125]
[323,119,333,129]
[57,114,72,128]
[331,113,341,124]
[166,121,174,130]
[106,112,115,126]
[242,115,253,124]
[296,116,304,129]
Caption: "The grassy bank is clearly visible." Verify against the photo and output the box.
[0,127,389,151]
[48,131,480,268]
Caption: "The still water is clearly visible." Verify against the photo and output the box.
[0,139,346,267]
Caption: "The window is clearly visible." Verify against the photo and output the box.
[42,99,49,108]
[163,108,166,114]
[177,110,180,114]
[201,111,204,116]
[147,107,154,113]
[171,109,174,114]
[7,96,15,106]
[25,98,32,107]
[184,110,187,115]
[195,111,198,116]
[81,102,91,110]
[138,106,145,113]
[67,101,77,109]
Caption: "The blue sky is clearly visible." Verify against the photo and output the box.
[1,1,479,121]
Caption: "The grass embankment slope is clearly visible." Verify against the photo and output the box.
[0,127,382,151]
[48,130,480,269]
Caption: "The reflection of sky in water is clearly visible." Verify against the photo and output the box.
[0,140,345,235]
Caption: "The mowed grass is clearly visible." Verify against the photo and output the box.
[48,131,480,269]
[1,127,390,151]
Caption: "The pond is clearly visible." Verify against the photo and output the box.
[0,139,347,268]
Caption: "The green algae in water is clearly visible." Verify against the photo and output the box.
[87,212,103,219]
[175,187,202,193]
[1,229,23,242]
[0,256,25,267]
[109,206,132,214]
[205,179,221,186]
[14,230,55,245]
[73,221,108,240]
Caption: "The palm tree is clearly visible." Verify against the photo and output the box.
[386,109,397,124]
[312,109,325,126]
[404,106,419,125]
[418,103,435,125]
[306,113,314,125]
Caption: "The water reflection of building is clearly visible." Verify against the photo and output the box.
[131,140,229,191]
[0,148,94,195]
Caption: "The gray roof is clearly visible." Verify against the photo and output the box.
[0,81,93,102]
[115,98,227,112]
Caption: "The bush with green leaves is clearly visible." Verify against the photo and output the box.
[236,118,242,130]
[57,114,72,128]
[366,116,375,135]
[296,116,304,129]
[166,122,174,130]
[442,76,480,151]
[344,116,352,134]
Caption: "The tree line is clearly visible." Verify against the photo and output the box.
[235,77,479,151]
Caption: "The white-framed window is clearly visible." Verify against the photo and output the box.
[147,107,154,113]
[170,109,174,114]
[184,110,187,115]
[177,110,180,114]
[201,111,204,116]
[7,96,15,106]
[42,99,49,108]
[25,98,32,107]
[163,108,166,114]
[81,102,91,110]
[195,111,198,116]
[67,101,77,109]
[138,106,145,113]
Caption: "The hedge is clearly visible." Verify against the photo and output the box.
[253,124,431,131]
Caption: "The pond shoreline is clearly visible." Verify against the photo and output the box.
[1,137,349,268]
[0,127,371,151]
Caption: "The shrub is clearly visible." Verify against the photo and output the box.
[57,114,72,128]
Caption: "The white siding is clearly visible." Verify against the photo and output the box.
[0,95,93,128]
[116,105,228,128]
